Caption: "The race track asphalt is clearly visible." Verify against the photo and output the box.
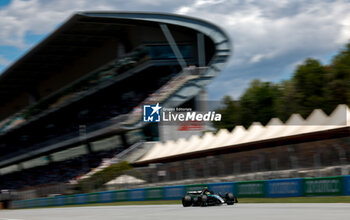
[1,203,350,220]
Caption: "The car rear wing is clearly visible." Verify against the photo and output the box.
[187,190,202,194]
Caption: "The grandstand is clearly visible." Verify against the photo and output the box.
[0,12,231,191]
[130,104,350,185]
[136,104,350,165]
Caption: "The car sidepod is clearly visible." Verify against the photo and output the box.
[207,194,225,206]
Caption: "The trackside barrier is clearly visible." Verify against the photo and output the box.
[185,184,207,192]
[164,185,185,200]
[146,187,164,200]
[303,176,343,196]
[9,176,350,209]
[236,180,265,197]
[266,178,303,197]
[87,193,99,203]
[55,195,65,206]
[115,190,128,201]
[75,193,87,204]
[344,176,350,195]
[66,195,76,205]
[208,182,235,195]
[128,188,145,201]
[99,191,115,203]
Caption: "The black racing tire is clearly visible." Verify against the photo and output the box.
[225,193,235,205]
[182,195,192,207]
[192,196,200,206]
[200,195,208,207]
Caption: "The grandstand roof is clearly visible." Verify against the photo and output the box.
[0,11,231,106]
[135,104,350,165]
[0,12,231,169]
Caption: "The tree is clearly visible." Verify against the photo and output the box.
[239,80,281,127]
[213,42,350,131]
[213,95,240,130]
[275,80,299,122]
[293,58,328,117]
[326,43,350,110]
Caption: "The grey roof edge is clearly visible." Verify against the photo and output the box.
[0,11,232,89]
[79,11,232,57]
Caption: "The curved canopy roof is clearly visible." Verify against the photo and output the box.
[0,11,231,106]
[135,104,350,165]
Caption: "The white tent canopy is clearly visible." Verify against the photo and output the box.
[105,175,146,185]
[137,104,350,163]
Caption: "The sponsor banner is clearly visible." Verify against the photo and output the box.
[21,199,30,208]
[99,191,115,203]
[304,177,343,196]
[146,187,164,200]
[115,190,128,201]
[11,200,20,209]
[87,193,98,203]
[19,200,25,209]
[344,176,350,195]
[54,196,65,206]
[164,185,185,200]
[21,200,26,209]
[32,198,40,207]
[45,197,54,207]
[236,181,265,197]
[75,194,88,204]
[9,201,16,209]
[208,182,235,195]
[55,196,66,206]
[11,200,17,209]
[266,179,303,197]
[128,189,145,201]
[185,184,208,193]
[25,199,34,208]
[66,195,76,205]
[21,200,28,208]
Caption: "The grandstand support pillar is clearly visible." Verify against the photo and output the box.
[164,164,170,182]
[86,142,93,154]
[17,163,23,171]
[270,158,278,171]
[205,156,213,177]
[159,24,187,69]
[218,156,225,176]
[195,88,209,130]
[185,161,193,179]
[46,154,53,163]
[197,33,206,67]
[176,162,183,180]
[196,89,208,112]
[29,89,40,104]
[313,150,321,168]
[149,163,157,183]
[251,160,258,173]
[234,161,241,175]
[121,133,129,149]
[288,145,299,169]
[333,144,347,165]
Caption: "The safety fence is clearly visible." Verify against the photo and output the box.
[10,175,350,209]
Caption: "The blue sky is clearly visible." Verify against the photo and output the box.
[0,0,350,100]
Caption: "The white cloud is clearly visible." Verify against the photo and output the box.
[0,0,188,48]
[1,0,350,99]
[175,0,350,99]
[0,55,11,66]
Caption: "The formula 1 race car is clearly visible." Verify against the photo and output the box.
[182,187,238,207]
